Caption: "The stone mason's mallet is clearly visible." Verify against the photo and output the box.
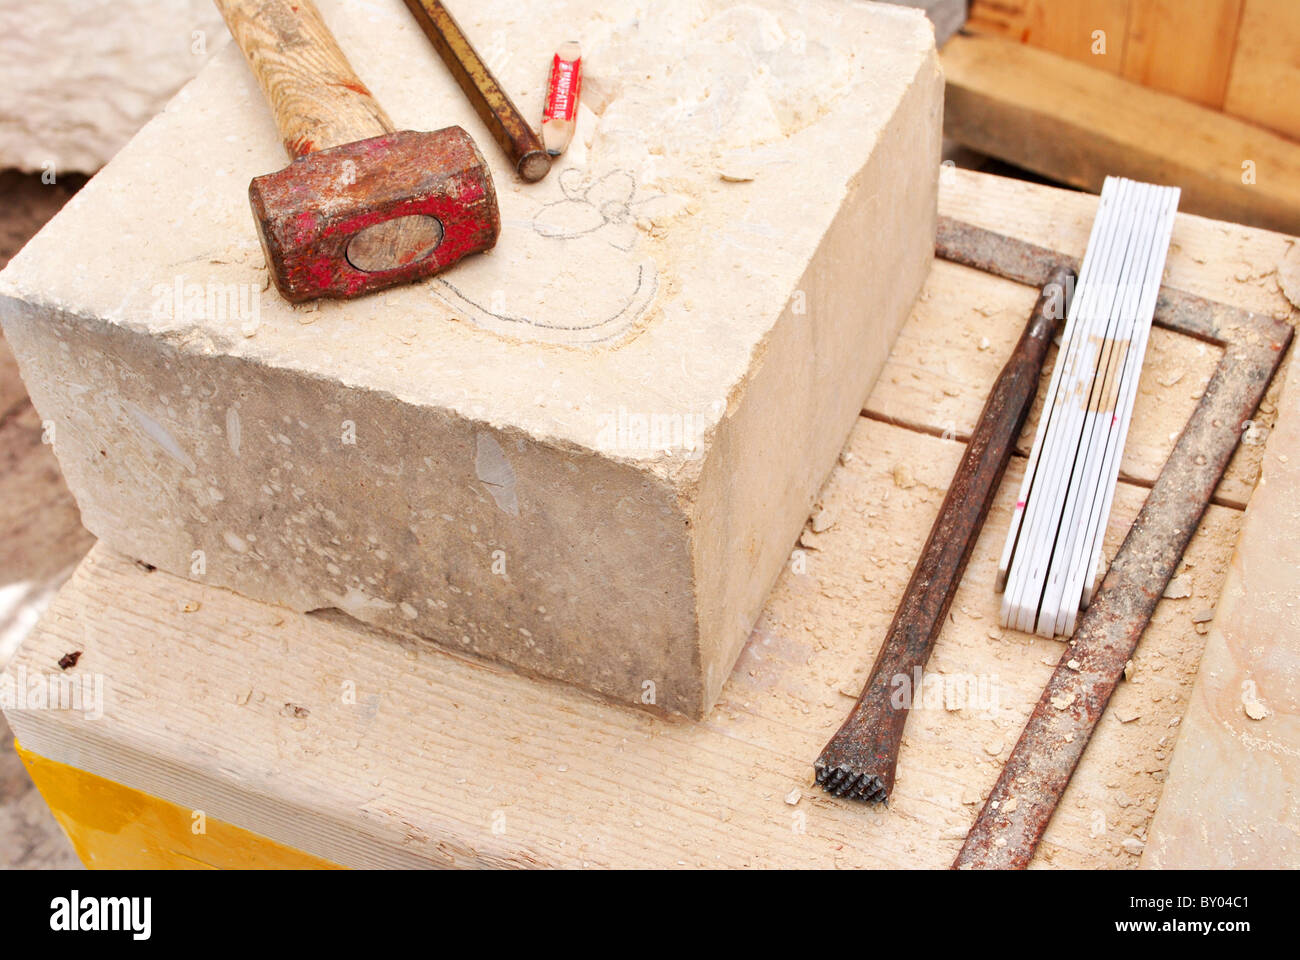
[215,0,500,302]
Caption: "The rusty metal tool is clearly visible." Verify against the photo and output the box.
[216,0,500,302]
[403,0,551,183]
[935,216,1293,869]
[815,267,1075,802]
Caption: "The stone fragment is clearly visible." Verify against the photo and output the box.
[893,463,917,489]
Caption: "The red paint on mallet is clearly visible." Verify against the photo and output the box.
[216,0,500,303]
[543,42,582,157]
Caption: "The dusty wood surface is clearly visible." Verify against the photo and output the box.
[7,169,1294,868]
[869,170,1295,510]
[5,441,1243,869]
[1142,341,1300,867]
[940,33,1300,235]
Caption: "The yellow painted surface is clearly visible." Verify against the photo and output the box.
[15,741,341,870]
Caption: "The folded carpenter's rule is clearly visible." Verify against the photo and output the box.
[997,176,1181,638]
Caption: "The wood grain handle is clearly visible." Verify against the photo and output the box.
[215,0,394,156]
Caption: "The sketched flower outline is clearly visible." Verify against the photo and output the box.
[532,168,663,252]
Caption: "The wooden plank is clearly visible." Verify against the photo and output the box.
[940,33,1300,235]
[869,169,1296,510]
[1223,0,1300,141]
[15,744,338,869]
[968,0,1245,108]
[4,416,1244,868]
[966,0,1132,73]
[1143,342,1300,867]
[1120,0,1244,108]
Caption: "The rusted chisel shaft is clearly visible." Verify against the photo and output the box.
[933,218,1294,868]
[936,215,1230,345]
[815,269,1075,802]
[953,322,1292,869]
[403,0,551,182]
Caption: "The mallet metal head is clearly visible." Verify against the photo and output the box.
[249,126,500,303]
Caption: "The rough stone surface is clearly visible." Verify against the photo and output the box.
[0,0,942,716]
[0,0,226,173]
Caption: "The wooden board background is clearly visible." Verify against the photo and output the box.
[940,32,1300,234]
[1222,0,1300,142]
[967,0,1300,141]
[6,169,1296,868]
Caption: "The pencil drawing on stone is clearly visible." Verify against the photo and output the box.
[432,168,664,348]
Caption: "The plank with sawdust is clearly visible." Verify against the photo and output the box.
[868,169,1297,510]
[3,409,1242,869]
[1142,341,1300,868]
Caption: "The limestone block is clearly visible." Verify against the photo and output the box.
[0,0,226,173]
[0,0,942,716]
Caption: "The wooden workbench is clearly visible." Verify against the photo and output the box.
[5,169,1297,868]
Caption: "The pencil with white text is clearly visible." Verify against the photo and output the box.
[542,41,582,156]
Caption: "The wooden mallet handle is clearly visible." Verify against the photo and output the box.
[214,0,394,157]
[215,0,500,298]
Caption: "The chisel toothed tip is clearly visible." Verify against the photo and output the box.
[813,760,887,803]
